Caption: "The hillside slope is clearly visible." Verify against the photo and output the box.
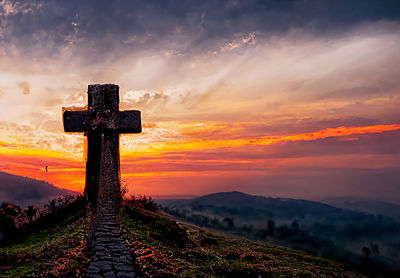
[158,191,400,274]
[121,199,368,277]
[0,171,77,207]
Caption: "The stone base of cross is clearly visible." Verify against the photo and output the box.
[63,84,141,210]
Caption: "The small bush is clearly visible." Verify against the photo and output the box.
[123,195,158,212]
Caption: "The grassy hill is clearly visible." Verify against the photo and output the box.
[0,196,376,277]
[158,191,400,274]
[121,197,367,277]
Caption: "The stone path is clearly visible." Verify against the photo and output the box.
[85,201,137,278]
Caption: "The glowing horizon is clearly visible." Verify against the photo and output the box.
[1,123,399,202]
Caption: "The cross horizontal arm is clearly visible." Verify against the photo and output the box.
[63,110,89,132]
[117,110,142,133]
[63,110,141,133]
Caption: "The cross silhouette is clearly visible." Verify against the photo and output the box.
[63,84,141,208]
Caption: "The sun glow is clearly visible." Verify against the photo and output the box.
[0,123,398,194]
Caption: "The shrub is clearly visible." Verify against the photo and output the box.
[123,195,158,212]
[0,195,86,246]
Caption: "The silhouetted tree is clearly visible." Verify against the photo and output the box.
[27,205,37,223]
[211,217,220,227]
[370,243,380,254]
[223,217,234,228]
[362,246,371,261]
[49,200,56,212]
[201,216,209,226]
[291,220,299,229]
[242,225,253,234]
[267,220,275,233]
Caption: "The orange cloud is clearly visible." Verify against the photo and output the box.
[0,145,85,192]
[122,123,400,157]
[119,123,400,195]
[1,123,399,196]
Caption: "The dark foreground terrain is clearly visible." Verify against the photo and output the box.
[0,195,379,277]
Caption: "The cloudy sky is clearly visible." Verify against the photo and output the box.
[0,0,399,202]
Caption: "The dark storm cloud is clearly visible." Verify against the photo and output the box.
[1,0,400,62]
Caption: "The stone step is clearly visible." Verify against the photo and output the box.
[86,209,137,277]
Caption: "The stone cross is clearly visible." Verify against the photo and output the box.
[63,84,141,209]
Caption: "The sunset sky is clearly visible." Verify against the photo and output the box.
[0,0,399,203]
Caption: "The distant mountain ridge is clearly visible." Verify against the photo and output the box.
[158,191,400,220]
[158,191,342,218]
[0,171,77,207]
[322,196,400,220]
[158,190,400,270]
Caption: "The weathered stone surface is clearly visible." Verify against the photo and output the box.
[117,271,136,278]
[113,257,131,264]
[104,271,118,278]
[117,110,141,133]
[87,265,101,272]
[114,264,135,271]
[63,84,141,206]
[63,110,89,132]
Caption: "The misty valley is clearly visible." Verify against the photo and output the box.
[158,191,400,274]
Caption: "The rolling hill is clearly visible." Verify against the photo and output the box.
[158,191,341,218]
[158,191,400,273]
[0,171,77,207]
